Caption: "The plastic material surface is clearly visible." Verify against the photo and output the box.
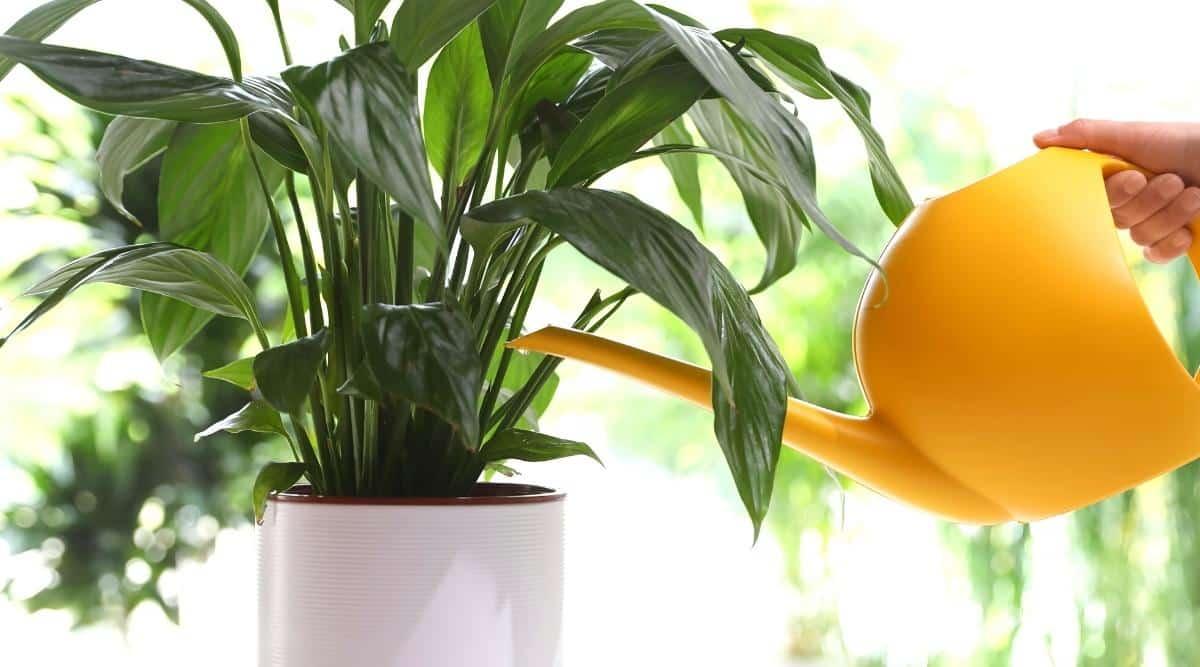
[510,147,1200,524]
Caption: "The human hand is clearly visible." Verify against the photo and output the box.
[1034,119,1200,263]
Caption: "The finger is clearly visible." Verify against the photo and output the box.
[1144,226,1193,264]
[1129,186,1200,247]
[1111,173,1184,229]
[1105,170,1147,209]
[1033,118,1136,156]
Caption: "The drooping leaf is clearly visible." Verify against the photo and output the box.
[647,8,872,266]
[359,302,483,449]
[691,99,804,292]
[480,428,602,465]
[548,60,709,187]
[0,36,278,122]
[478,0,564,89]
[470,188,789,536]
[390,0,498,70]
[195,401,286,442]
[652,118,702,226]
[571,28,657,68]
[3,243,265,348]
[144,121,281,360]
[96,116,176,226]
[284,44,442,241]
[717,28,914,224]
[254,330,330,414]
[202,356,256,390]
[252,462,306,522]
[424,23,493,185]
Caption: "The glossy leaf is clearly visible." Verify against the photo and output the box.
[390,0,498,70]
[653,118,702,226]
[647,8,872,267]
[424,24,493,185]
[478,0,563,89]
[499,49,590,164]
[254,330,330,414]
[284,44,442,241]
[202,356,256,390]
[360,303,483,449]
[480,428,602,465]
[195,401,286,442]
[691,99,804,292]
[0,36,276,122]
[3,243,265,348]
[252,462,305,522]
[96,116,176,226]
[144,121,281,360]
[718,28,914,224]
[571,28,657,68]
[548,60,709,187]
[470,188,789,535]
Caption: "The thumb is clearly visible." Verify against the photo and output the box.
[1033,119,1133,156]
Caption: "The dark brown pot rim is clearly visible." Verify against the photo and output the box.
[269,483,564,506]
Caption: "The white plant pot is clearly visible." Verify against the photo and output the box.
[257,483,565,667]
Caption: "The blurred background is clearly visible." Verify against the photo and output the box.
[2,0,1200,665]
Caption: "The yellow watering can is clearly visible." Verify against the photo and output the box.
[511,147,1200,525]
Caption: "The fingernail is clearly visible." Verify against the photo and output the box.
[1177,233,1193,249]
[1033,129,1057,144]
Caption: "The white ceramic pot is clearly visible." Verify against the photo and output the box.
[257,483,565,667]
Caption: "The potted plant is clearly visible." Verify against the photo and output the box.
[0,0,911,664]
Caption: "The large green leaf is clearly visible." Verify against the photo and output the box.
[254,330,329,414]
[653,117,702,226]
[0,0,242,82]
[390,0,498,70]
[717,28,913,224]
[571,28,657,68]
[3,243,265,347]
[284,44,442,241]
[646,8,870,265]
[143,122,281,360]
[480,428,601,465]
[548,60,709,187]
[252,462,305,522]
[424,23,493,185]
[203,356,256,390]
[0,36,276,122]
[96,116,176,226]
[195,401,286,442]
[359,303,483,449]
[478,0,563,89]
[691,99,803,292]
[470,189,789,535]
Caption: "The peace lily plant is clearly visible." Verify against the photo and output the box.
[0,0,911,538]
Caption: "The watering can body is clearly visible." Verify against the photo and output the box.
[512,147,1200,524]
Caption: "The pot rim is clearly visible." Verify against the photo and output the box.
[269,482,564,506]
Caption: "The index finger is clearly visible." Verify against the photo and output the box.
[1105,169,1148,209]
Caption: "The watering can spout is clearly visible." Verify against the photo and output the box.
[509,327,1015,524]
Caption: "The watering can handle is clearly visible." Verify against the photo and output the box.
[1099,155,1200,280]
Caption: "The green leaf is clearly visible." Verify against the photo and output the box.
[717,28,913,224]
[252,462,305,522]
[4,243,265,348]
[652,118,702,226]
[548,61,708,187]
[480,428,602,465]
[144,121,281,360]
[424,23,493,185]
[202,356,256,390]
[353,0,392,41]
[390,0,498,70]
[478,0,563,89]
[646,8,871,267]
[571,28,658,68]
[254,330,329,414]
[360,302,483,449]
[96,116,176,226]
[195,401,286,442]
[284,44,442,242]
[484,345,559,430]
[0,0,242,83]
[470,188,789,536]
[691,99,803,292]
[0,36,277,122]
